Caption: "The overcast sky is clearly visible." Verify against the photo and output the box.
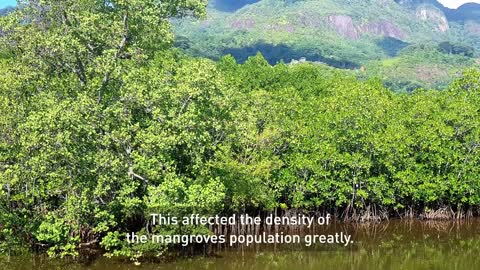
[438,0,480,8]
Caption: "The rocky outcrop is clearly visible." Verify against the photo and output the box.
[298,12,323,28]
[270,23,295,33]
[230,19,256,30]
[327,15,359,40]
[359,21,408,40]
[326,15,406,40]
[416,6,449,32]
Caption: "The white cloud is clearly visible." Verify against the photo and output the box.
[438,0,480,9]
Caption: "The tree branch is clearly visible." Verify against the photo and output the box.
[128,166,148,184]
[178,95,191,116]
[98,12,129,103]
[79,239,99,248]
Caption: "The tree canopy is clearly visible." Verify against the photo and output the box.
[1,0,480,262]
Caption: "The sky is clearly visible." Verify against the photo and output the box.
[1,0,480,9]
[439,0,480,8]
[0,0,16,9]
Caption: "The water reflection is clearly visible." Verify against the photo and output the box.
[1,219,480,270]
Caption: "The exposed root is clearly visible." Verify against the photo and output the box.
[342,204,388,223]
[420,207,458,220]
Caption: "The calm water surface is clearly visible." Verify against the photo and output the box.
[2,219,480,270]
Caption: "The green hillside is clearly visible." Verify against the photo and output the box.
[174,0,480,90]
[359,43,479,91]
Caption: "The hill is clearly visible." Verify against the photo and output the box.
[174,0,480,90]
[0,7,14,17]
[360,43,479,91]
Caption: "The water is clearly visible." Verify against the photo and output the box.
[2,219,480,270]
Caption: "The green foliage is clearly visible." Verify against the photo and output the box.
[438,41,475,57]
[36,213,80,258]
[361,44,479,91]
[174,0,480,90]
[1,0,480,262]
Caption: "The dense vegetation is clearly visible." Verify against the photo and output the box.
[175,0,480,90]
[1,0,480,262]
[360,43,478,91]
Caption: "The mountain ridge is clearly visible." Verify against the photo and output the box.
[176,1,479,58]
[174,0,480,91]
